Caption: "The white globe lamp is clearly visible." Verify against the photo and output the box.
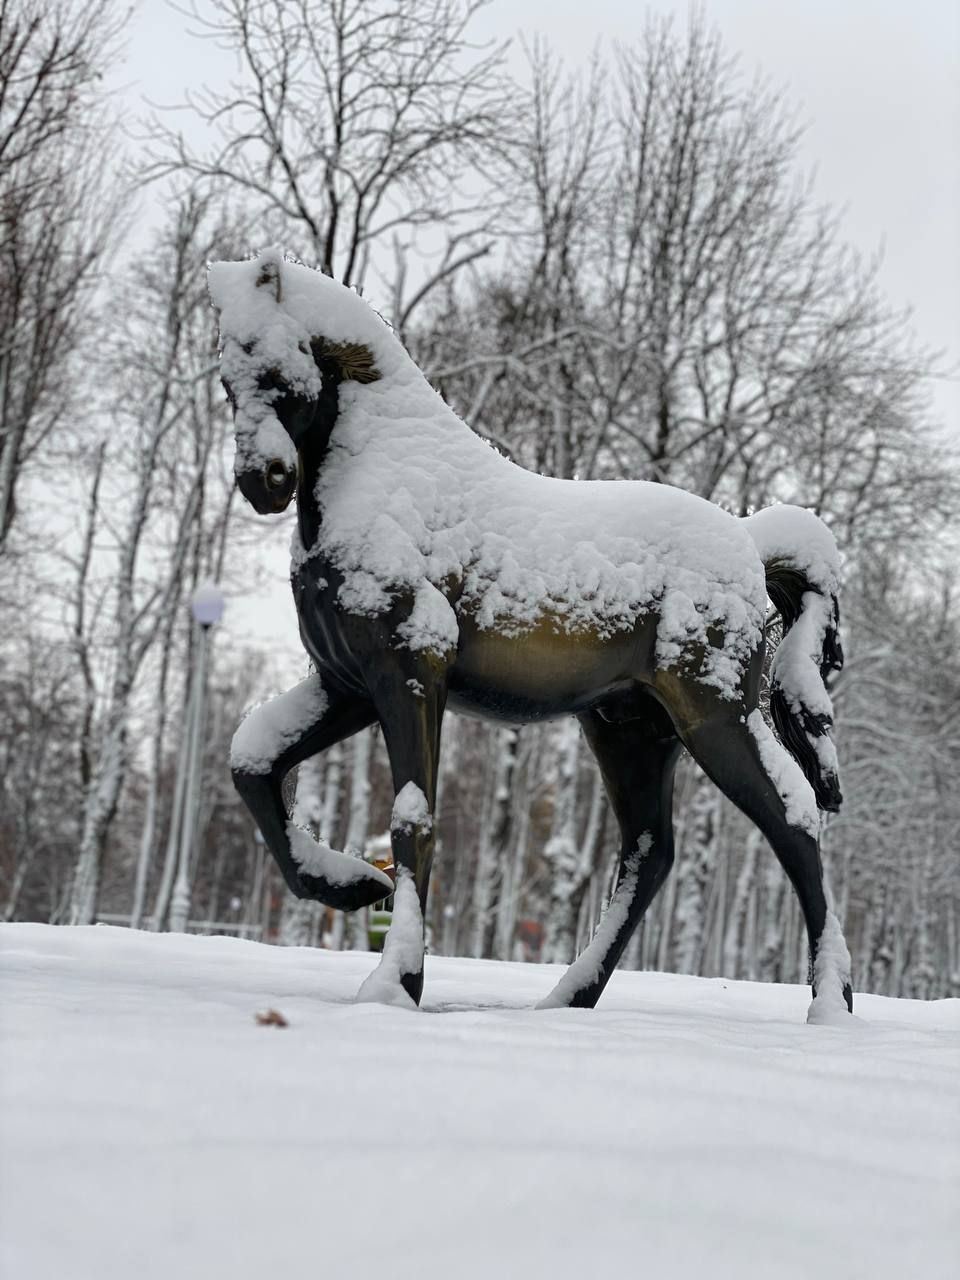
[191,582,226,628]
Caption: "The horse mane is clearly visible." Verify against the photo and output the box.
[312,338,381,384]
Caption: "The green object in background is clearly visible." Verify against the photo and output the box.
[368,908,392,952]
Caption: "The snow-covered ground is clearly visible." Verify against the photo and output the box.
[1,925,957,1280]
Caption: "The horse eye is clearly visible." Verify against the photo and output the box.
[265,461,289,490]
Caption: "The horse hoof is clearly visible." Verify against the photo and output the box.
[355,969,420,1009]
[807,986,859,1026]
[400,968,424,1006]
[295,867,393,912]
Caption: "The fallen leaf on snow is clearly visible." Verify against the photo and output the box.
[255,1009,288,1028]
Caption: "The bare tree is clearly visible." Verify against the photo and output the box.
[826,556,960,996]
[0,0,127,552]
[0,630,84,919]
[67,197,239,924]
[424,15,950,545]
[146,0,509,322]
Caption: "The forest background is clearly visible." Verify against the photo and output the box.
[1,0,958,997]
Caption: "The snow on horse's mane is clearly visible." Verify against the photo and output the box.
[208,250,838,713]
[208,248,410,385]
[208,248,452,470]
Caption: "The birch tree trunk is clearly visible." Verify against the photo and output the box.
[129,486,200,927]
[321,745,348,949]
[344,728,373,952]
[493,730,536,959]
[541,727,610,965]
[541,721,583,964]
[757,860,786,983]
[494,799,532,961]
[702,845,727,977]
[656,856,680,973]
[723,830,760,976]
[279,755,325,947]
[471,726,518,958]
[908,843,936,1000]
[671,774,720,974]
[69,717,126,925]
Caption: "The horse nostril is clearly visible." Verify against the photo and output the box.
[264,461,289,490]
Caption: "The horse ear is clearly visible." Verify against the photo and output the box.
[255,256,282,302]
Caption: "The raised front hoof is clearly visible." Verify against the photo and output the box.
[287,828,393,911]
[294,867,392,912]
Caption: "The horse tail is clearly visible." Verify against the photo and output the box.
[741,506,844,813]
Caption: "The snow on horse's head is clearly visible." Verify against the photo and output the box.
[209,248,386,514]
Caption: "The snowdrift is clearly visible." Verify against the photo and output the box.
[1,924,957,1279]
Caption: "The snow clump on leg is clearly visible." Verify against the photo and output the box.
[287,822,393,895]
[807,911,854,1026]
[230,675,327,775]
[355,868,424,1010]
[747,711,819,837]
[390,782,432,834]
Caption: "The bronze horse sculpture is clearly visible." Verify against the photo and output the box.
[210,248,853,1021]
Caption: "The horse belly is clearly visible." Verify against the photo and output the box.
[448,614,656,723]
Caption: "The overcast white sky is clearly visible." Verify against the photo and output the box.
[116,0,959,670]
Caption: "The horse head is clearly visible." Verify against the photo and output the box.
[209,249,383,516]
[227,351,303,514]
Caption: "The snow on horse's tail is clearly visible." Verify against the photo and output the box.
[742,506,844,813]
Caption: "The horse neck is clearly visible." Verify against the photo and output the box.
[294,342,478,552]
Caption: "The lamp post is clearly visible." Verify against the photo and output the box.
[168,582,225,933]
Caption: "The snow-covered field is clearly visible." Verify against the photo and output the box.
[1,925,957,1280]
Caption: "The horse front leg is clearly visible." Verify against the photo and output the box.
[231,673,393,911]
[355,652,450,1009]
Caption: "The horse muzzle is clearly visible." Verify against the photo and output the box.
[237,459,297,514]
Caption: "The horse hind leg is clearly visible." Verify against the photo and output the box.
[539,699,683,1010]
[678,701,853,1021]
